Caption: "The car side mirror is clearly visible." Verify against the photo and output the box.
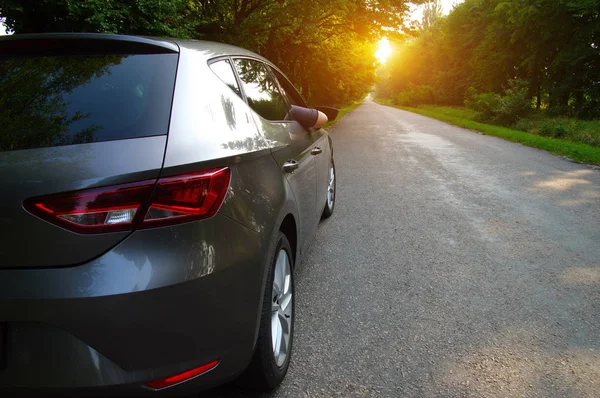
[315,106,339,122]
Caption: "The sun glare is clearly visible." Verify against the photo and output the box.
[375,37,392,63]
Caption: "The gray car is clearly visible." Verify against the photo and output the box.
[0,33,337,395]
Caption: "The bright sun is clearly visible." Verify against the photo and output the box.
[375,37,392,63]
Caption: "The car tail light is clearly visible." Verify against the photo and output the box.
[145,360,219,390]
[24,168,230,234]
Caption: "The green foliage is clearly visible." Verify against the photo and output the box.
[376,0,600,120]
[395,84,435,107]
[465,91,502,121]
[466,79,532,125]
[0,0,193,37]
[538,123,568,139]
[0,1,423,108]
[496,79,532,123]
[516,116,600,147]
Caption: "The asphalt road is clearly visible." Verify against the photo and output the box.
[207,100,600,397]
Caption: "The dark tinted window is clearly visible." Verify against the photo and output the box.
[233,59,289,121]
[269,67,307,107]
[209,59,242,98]
[0,53,178,152]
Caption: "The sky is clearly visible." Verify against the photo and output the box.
[441,0,463,15]
[0,18,8,35]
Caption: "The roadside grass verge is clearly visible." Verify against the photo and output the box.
[375,101,600,166]
[325,100,362,128]
[514,116,600,148]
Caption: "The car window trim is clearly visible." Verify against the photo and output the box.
[267,66,308,108]
[210,55,307,124]
[229,56,297,124]
[207,56,246,102]
[255,58,309,108]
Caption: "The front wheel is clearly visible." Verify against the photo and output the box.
[322,160,336,218]
[237,232,294,390]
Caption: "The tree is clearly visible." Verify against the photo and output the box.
[0,0,424,108]
[0,0,193,37]
[422,0,443,30]
[376,0,600,118]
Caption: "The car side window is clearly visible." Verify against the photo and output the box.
[233,58,289,121]
[209,59,242,98]
[269,67,308,108]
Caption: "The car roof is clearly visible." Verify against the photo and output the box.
[0,32,269,63]
[172,38,268,62]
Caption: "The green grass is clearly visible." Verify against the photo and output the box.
[416,105,600,148]
[515,116,600,147]
[324,100,362,128]
[418,105,479,120]
[375,101,600,166]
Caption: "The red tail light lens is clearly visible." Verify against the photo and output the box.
[24,168,230,234]
[145,360,219,390]
[24,180,155,234]
[143,168,230,227]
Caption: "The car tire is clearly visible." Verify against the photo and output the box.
[237,232,295,391]
[322,159,336,219]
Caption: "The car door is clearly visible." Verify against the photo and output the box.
[268,66,331,220]
[232,58,319,250]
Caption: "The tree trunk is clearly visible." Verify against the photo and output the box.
[559,90,570,108]
[573,89,585,114]
[264,29,276,61]
[301,57,310,103]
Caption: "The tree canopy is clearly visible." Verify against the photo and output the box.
[377,0,600,119]
[0,0,425,107]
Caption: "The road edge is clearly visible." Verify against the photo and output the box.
[374,100,600,167]
[324,100,363,129]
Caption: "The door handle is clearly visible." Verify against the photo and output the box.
[311,147,323,156]
[282,160,299,173]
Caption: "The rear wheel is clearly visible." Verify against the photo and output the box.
[322,160,336,218]
[238,232,294,390]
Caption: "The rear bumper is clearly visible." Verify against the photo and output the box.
[0,214,267,394]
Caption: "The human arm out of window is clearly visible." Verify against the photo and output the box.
[287,105,328,130]
[313,111,328,129]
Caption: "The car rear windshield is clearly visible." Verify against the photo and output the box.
[0,53,178,152]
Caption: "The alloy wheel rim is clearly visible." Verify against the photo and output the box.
[271,249,292,367]
[327,165,335,209]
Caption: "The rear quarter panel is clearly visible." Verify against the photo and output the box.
[163,45,301,347]
[164,45,299,245]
